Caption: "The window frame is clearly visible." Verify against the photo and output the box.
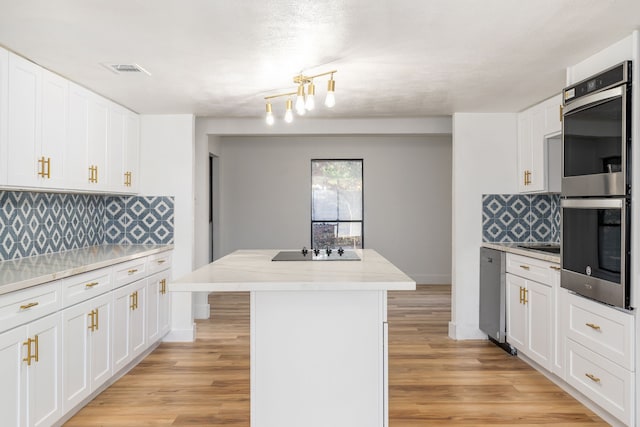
[310,158,364,249]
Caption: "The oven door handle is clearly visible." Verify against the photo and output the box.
[563,86,624,115]
[561,198,624,209]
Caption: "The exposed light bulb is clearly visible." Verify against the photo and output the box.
[265,102,274,126]
[305,82,315,111]
[325,76,336,108]
[295,84,306,115]
[284,99,293,123]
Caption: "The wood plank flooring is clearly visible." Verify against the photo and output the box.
[65,285,607,426]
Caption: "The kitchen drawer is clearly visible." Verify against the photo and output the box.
[62,268,112,308]
[566,292,634,370]
[506,253,557,285]
[566,339,633,426]
[113,258,147,289]
[147,251,172,275]
[0,281,62,333]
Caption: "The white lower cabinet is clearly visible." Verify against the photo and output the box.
[147,270,171,344]
[506,272,553,370]
[0,312,62,427]
[564,292,635,425]
[113,279,147,373]
[0,249,172,426]
[62,292,112,413]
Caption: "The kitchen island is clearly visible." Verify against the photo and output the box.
[169,249,415,427]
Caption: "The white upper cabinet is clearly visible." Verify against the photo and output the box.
[0,47,8,185]
[40,69,69,189]
[7,53,42,188]
[1,49,140,194]
[107,105,139,194]
[87,93,108,191]
[124,112,140,193]
[518,94,562,193]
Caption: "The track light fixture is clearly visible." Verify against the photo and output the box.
[264,70,337,125]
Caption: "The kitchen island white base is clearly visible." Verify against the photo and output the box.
[251,290,388,427]
[169,249,415,427]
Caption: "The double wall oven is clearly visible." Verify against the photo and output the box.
[561,61,632,309]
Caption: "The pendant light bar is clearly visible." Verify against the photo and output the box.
[263,70,337,125]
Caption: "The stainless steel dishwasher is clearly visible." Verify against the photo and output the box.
[479,247,516,354]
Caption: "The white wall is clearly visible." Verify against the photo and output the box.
[139,113,196,341]
[450,113,518,339]
[139,114,195,276]
[217,135,452,284]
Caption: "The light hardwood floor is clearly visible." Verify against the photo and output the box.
[66,285,607,426]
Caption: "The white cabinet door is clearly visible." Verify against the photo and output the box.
[518,94,562,194]
[87,93,108,190]
[62,300,90,412]
[506,273,526,349]
[526,280,552,370]
[0,47,8,185]
[90,294,112,391]
[146,275,161,344]
[129,280,147,359]
[27,312,62,427]
[124,112,140,193]
[7,53,41,188]
[113,279,146,373]
[40,69,68,189]
[553,271,566,379]
[543,94,562,136]
[0,325,28,427]
[147,271,173,344]
[66,83,90,190]
[107,104,126,193]
[112,283,132,373]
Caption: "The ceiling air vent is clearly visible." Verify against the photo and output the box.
[102,63,151,75]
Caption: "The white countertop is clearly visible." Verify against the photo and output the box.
[482,242,560,263]
[169,249,416,292]
[0,244,173,295]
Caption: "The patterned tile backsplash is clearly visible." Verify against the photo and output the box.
[0,191,174,261]
[482,194,560,243]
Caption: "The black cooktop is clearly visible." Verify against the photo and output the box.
[272,248,360,261]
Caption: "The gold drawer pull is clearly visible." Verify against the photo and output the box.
[550,265,561,271]
[88,310,96,332]
[22,338,33,366]
[157,259,166,264]
[585,323,601,331]
[20,302,39,310]
[127,269,138,275]
[85,282,99,288]
[585,373,601,383]
[520,265,530,270]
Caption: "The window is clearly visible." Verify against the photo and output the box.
[311,159,363,249]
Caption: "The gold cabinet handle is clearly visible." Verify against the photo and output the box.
[585,322,601,331]
[85,282,99,288]
[37,157,50,178]
[520,265,530,270]
[157,259,166,264]
[22,338,33,366]
[128,269,138,275]
[95,308,99,330]
[34,335,39,362]
[130,293,136,310]
[20,302,39,310]
[519,287,523,304]
[88,310,96,332]
[585,373,600,383]
[124,171,132,187]
[523,288,528,304]
[550,265,561,271]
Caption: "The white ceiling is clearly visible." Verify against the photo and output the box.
[0,0,639,119]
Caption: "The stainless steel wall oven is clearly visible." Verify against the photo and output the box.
[561,61,632,309]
